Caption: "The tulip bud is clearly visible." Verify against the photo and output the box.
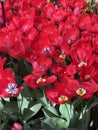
[11,122,22,130]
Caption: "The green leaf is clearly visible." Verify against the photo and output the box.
[17,94,29,114]
[2,101,19,120]
[0,123,5,129]
[91,106,98,128]
[59,104,73,121]
[43,106,59,117]
[21,82,34,99]
[23,103,42,121]
[68,108,90,130]
[67,128,81,130]
[72,97,82,109]
[23,123,32,130]
[34,89,43,100]
[80,109,90,130]
[3,101,18,114]
[30,103,42,113]
[15,75,22,86]
[42,123,63,130]
[42,123,55,130]
[28,118,43,130]
[28,118,41,127]
[23,109,34,122]
[40,96,48,106]
[0,119,9,130]
[43,117,69,129]
[68,111,80,128]
[3,98,10,102]
[0,100,4,110]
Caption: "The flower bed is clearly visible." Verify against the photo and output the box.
[0,0,98,130]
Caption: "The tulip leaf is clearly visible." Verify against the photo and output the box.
[42,123,64,130]
[23,103,42,121]
[40,96,48,106]
[17,94,29,114]
[80,109,90,130]
[43,117,69,129]
[23,123,32,130]
[30,103,42,113]
[0,123,5,129]
[72,97,82,109]
[0,100,3,110]
[3,98,10,102]
[3,101,18,114]
[43,106,59,117]
[59,103,74,121]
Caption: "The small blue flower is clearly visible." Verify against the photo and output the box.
[6,83,17,95]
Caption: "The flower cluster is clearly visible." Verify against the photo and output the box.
[0,57,23,97]
[1,0,98,104]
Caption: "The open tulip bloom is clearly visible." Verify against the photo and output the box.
[0,0,98,130]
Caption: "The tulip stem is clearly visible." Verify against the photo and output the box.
[1,1,6,26]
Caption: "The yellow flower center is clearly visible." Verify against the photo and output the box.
[58,95,68,102]
[47,0,50,2]
[76,88,86,96]
[85,0,98,3]
[85,75,91,79]
[36,77,46,84]
[85,0,90,3]
[82,7,93,15]
[59,52,66,60]
[78,61,87,68]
